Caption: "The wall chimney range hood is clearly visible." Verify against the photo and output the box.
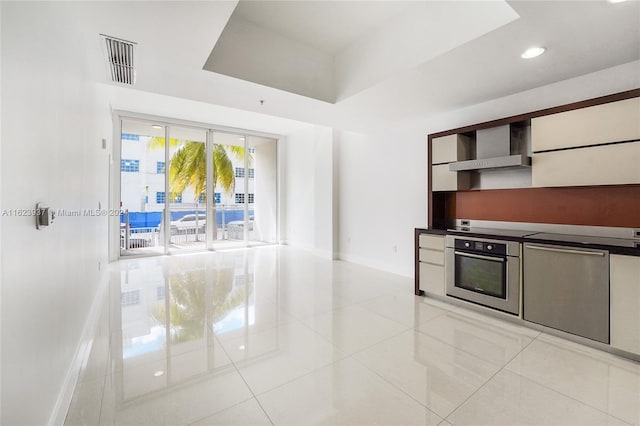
[449,125,531,172]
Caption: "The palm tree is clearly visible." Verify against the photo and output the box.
[150,137,251,237]
[150,137,248,201]
[150,267,251,344]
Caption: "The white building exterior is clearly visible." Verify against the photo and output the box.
[120,133,255,215]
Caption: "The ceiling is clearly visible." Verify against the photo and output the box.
[79,0,639,133]
[205,1,520,102]
[232,1,416,55]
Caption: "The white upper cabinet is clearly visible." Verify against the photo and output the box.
[431,134,471,191]
[532,140,640,187]
[431,134,471,164]
[531,97,640,152]
[431,164,471,191]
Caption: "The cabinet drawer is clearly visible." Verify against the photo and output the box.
[532,97,640,152]
[419,248,444,265]
[432,164,470,192]
[419,262,445,296]
[432,134,471,164]
[532,141,640,188]
[418,234,444,251]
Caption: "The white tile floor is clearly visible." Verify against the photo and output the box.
[65,246,640,426]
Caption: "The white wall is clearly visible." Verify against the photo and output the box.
[1,3,111,425]
[103,84,311,137]
[336,127,426,276]
[337,60,640,277]
[280,125,335,258]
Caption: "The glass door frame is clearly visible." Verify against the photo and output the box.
[164,125,208,255]
[110,111,281,261]
[208,131,251,250]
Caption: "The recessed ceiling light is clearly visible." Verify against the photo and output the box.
[521,47,546,59]
[607,0,628,3]
[153,370,164,377]
[151,125,163,129]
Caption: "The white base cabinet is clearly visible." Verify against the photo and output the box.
[610,254,640,355]
[418,234,445,296]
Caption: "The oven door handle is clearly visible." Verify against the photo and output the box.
[454,251,505,262]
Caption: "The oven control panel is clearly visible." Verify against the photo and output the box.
[454,239,507,255]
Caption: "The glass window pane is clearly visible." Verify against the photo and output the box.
[120,119,166,257]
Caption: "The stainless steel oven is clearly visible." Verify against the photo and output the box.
[445,235,520,315]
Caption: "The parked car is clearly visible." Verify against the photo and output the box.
[170,214,206,234]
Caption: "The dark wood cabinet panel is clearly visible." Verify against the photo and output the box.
[449,185,640,228]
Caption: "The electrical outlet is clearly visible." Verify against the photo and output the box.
[101,138,107,149]
[461,219,470,227]
[634,229,640,239]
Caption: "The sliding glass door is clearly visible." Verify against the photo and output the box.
[119,117,278,257]
[208,132,278,249]
[166,126,208,253]
[119,119,166,257]
[210,131,250,250]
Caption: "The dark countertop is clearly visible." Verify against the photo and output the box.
[416,227,640,257]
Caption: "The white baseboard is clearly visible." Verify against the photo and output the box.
[337,252,412,278]
[281,241,334,260]
[48,270,109,426]
[282,243,411,275]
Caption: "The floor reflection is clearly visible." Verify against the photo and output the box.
[65,246,640,426]
[112,249,276,407]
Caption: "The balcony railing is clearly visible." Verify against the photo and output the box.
[120,205,253,251]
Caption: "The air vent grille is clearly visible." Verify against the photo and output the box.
[102,35,136,85]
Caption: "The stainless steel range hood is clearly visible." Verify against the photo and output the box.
[449,125,531,172]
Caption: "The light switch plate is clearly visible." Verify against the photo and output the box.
[35,203,54,229]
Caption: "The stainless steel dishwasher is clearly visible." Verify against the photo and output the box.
[523,243,609,343]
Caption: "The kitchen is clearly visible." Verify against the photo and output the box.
[416,89,640,361]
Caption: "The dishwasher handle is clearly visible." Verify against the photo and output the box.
[525,244,605,257]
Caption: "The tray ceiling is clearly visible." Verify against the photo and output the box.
[204,1,520,103]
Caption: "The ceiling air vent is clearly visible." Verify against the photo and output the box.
[101,35,136,85]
